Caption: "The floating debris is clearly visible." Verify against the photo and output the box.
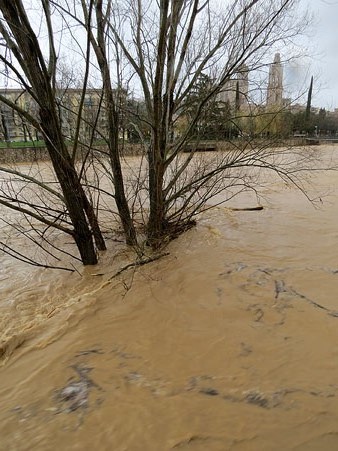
[274,280,287,299]
[199,387,219,396]
[75,348,104,357]
[55,365,100,413]
[172,435,217,448]
[244,390,269,408]
[58,382,89,412]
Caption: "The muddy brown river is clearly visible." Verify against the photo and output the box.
[1,146,338,450]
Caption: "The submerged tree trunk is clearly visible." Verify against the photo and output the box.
[40,107,99,265]
[81,195,106,251]
[146,0,168,248]
[147,141,166,248]
[91,0,138,247]
[106,95,138,246]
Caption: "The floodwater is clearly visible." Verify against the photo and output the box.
[1,146,338,450]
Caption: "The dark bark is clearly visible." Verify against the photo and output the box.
[146,0,169,247]
[106,97,137,246]
[91,0,137,246]
[147,142,165,247]
[0,110,9,141]
[40,106,98,265]
[235,81,240,112]
[82,194,106,251]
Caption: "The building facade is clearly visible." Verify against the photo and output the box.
[0,88,125,143]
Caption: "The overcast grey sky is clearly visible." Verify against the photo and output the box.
[286,0,338,109]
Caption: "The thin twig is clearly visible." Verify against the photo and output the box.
[108,252,170,281]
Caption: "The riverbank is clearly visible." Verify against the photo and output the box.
[0,138,314,163]
[0,143,144,163]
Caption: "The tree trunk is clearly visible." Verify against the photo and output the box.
[1,110,9,142]
[104,101,137,246]
[89,0,137,247]
[93,1,138,247]
[81,194,106,251]
[147,142,166,248]
[40,106,98,265]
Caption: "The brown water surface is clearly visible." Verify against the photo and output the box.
[1,146,338,450]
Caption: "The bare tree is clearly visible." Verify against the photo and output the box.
[0,0,322,270]
[0,0,106,265]
[90,0,310,247]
